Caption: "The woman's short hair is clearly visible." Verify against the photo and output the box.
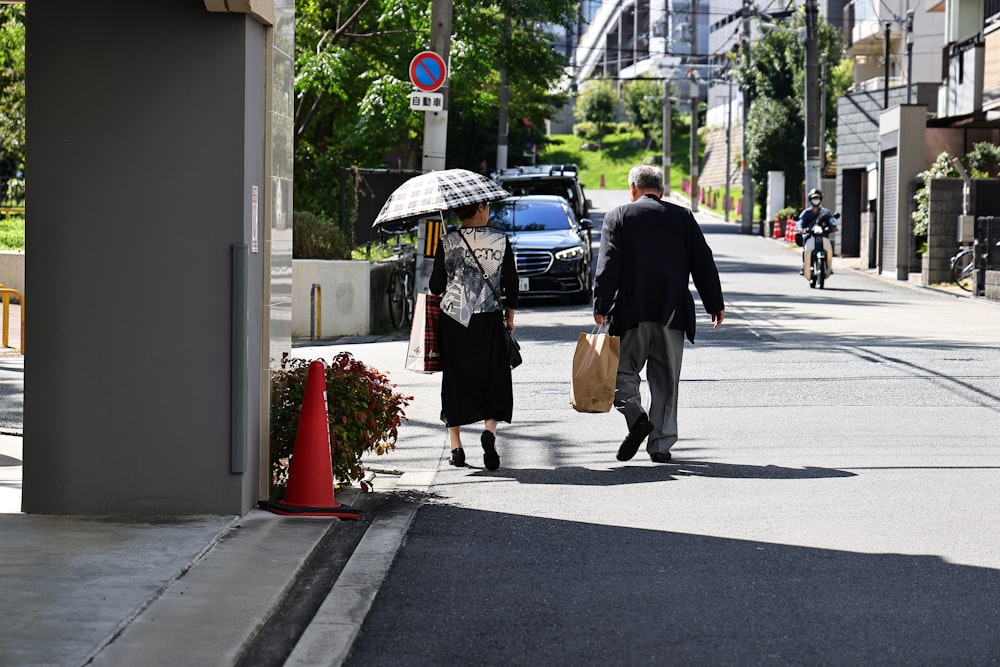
[628,165,664,192]
[452,201,480,221]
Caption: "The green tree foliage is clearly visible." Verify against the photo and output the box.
[964,141,1000,177]
[574,77,617,147]
[746,96,803,209]
[620,77,663,144]
[294,0,576,218]
[0,5,25,197]
[731,10,845,207]
[292,210,353,259]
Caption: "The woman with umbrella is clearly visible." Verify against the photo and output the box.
[374,169,519,470]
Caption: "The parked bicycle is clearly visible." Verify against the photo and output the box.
[950,245,975,292]
[387,234,417,330]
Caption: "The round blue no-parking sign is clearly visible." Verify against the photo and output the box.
[409,51,447,93]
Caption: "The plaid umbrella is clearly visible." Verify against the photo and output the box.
[372,168,511,228]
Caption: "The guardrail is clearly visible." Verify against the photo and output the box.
[0,207,25,220]
[1,287,24,355]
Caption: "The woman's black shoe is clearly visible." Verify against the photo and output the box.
[481,431,500,470]
[449,447,466,466]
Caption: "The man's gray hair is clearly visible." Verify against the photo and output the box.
[628,164,664,191]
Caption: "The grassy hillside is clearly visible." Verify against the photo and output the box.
[539,129,744,219]
[539,131,683,191]
[0,215,24,251]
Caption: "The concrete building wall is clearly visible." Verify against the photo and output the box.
[835,83,936,259]
[24,1,271,514]
[879,104,927,279]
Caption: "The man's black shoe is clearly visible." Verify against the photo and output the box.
[650,451,672,463]
[617,417,653,461]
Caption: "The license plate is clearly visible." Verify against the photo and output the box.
[519,277,529,292]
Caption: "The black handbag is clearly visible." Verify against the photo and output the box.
[458,230,522,369]
[505,327,522,369]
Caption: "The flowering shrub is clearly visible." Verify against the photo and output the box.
[269,352,412,496]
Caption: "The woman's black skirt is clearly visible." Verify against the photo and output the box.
[439,309,513,426]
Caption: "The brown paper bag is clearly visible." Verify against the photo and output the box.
[570,330,620,413]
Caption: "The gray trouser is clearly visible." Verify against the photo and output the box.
[614,320,685,454]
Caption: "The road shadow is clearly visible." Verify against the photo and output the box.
[461,460,856,485]
[346,504,1000,665]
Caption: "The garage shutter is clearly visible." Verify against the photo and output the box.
[881,151,898,275]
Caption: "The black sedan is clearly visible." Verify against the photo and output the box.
[488,195,594,304]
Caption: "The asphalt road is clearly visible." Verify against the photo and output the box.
[293,190,1000,665]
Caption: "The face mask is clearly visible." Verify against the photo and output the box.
[810,197,822,206]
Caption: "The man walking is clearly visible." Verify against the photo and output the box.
[593,165,725,463]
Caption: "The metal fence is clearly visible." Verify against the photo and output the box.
[977,216,1000,272]
[338,168,422,248]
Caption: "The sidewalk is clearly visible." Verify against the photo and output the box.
[1,425,433,666]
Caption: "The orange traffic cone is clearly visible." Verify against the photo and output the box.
[259,360,361,519]
[785,216,797,243]
[772,216,782,239]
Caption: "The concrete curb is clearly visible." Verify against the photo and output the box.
[285,470,436,667]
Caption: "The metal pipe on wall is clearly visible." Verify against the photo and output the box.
[231,244,248,475]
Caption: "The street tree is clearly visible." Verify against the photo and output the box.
[745,96,803,207]
[574,77,616,148]
[730,9,845,207]
[294,0,576,217]
[0,4,25,201]
[621,77,666,148]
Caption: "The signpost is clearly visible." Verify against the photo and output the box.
[409,20,452,293]
[409,92,444,111]
[409,51,447,93]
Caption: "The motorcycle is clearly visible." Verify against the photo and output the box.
[797,211,840,289]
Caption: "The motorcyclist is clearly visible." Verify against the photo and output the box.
[796,188,836,275]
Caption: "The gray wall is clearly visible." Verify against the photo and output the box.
[24,1,267,514]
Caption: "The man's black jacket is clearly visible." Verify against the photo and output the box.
[593,194,724,342]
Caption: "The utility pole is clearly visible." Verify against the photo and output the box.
[422,0,451,172]
[803,0,821,195]
[740,0,753,233]
[819,55,827,175]
[663,78,672,195]
[883,22,891,110]
[905,9,915,104]
[689,0,699,212]
[725,76,733,222]
[496,13,511,172]
[417,0,452,296]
